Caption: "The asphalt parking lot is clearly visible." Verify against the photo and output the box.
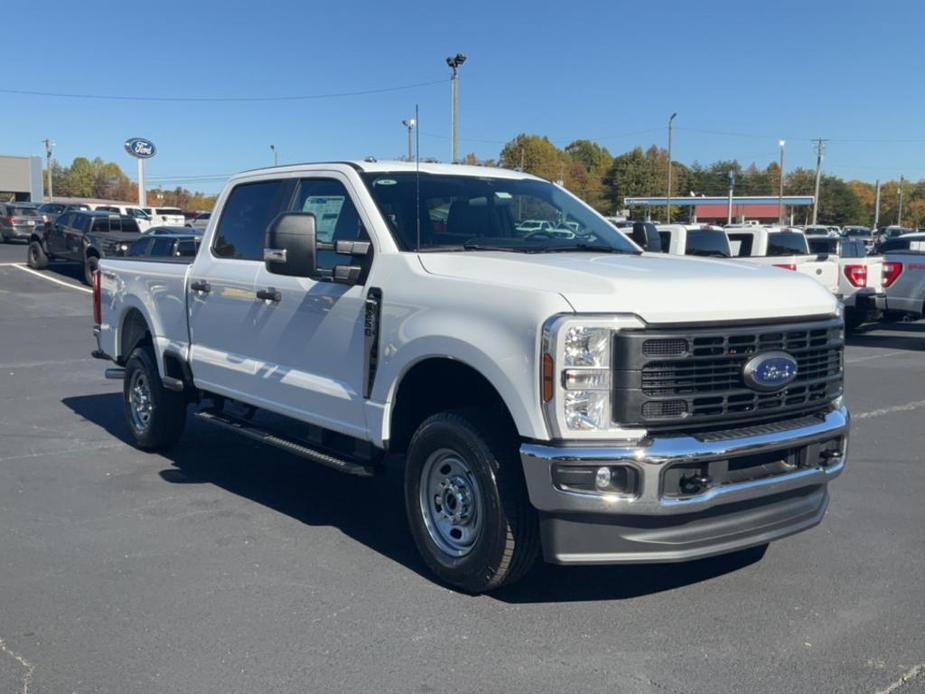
[0,241,923,694]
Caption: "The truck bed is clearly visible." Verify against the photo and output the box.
[97,257,192,371]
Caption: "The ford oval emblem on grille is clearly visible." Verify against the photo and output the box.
[742,351,798,392]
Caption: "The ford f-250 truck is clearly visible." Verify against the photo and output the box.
[92,161,849,592]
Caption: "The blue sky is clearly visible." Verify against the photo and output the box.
[4,0,923,194]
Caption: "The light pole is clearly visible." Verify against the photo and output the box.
[270,144,278,166]
[446,53,467,163]
[811,138,825,225]
[873,179,881,230]
[42,138,55,199]
[401,119,416,161]
[778,139,786,226]
[897,175,904,226]
[666,113,677,223]
[727,169,735,225]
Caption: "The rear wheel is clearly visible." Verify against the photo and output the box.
[404,410,538,593]
[27,241,49,269]
[83,255,99,285]
[123,346,187,451]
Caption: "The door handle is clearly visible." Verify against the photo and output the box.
[190,280,211,293]
[256,287,281,303]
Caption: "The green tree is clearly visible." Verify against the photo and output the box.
[64,157,96,198]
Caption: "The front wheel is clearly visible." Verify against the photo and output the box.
[123,346,187,451]
[404,411,538,593]
[27,241,49,269]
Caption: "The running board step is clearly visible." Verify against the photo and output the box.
[194,410,377,477]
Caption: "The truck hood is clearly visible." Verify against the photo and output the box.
[418,251,837,324]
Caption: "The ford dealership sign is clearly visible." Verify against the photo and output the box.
[124,137,156,159]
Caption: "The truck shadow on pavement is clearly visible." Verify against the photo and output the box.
[63,392,766,604]
[847,320,925,351]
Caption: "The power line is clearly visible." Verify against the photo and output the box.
[0,78,447,103]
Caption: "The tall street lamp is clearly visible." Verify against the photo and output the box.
[402,119,416,161]
[666,113,677,223]
[42,138,55,199]
[270,144,278,166]
[778,140,786,226]
[446,53,467,163]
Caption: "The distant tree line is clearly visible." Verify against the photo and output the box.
[472,134,922,228]
[47,157,217,211]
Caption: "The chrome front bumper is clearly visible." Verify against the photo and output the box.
[520,407,849,564]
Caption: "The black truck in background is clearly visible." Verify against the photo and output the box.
[28,210,142,284]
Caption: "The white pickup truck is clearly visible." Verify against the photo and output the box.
[725,227,840,293]
[808,236,886,330]
[878,232,925,319]
[92,161,849,592]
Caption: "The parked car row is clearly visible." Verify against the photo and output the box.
[639,222,922,330]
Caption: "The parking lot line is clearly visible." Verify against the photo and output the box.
[855,399,925,420]
[845,350,907,364]
[5,264,92,294]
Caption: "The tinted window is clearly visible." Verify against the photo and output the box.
[808,238,837,255]
[292,179,369,270]
[657,231,671,252]
[91,218,111,232]
[156,208,182,215]
[73,215,91,233]
[57,213,73,227]
[176,239,198,257]
[119,218,140,233]
[880,238,921,254]
[10,205,39,216]
[213,180,290,260]
[768,232,809,256]
[151,238,174,255]
[128,238,153,256]
[686,231,730,257]
[727,233,753,257]
[96,206,119,213]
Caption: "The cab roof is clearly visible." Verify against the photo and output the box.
[232,160,542,183]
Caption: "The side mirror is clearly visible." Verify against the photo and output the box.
[264,212,370,284]
[264,212,318,277]
[632,221,662,252]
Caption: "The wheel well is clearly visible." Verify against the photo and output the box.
[85,247,100,259]
[120,308,151,363]
[389,358,516,454]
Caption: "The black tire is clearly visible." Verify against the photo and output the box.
[123,346,187,451]
[404,410,539,593]
[844,311,865,333]
[83,255,99,286]
[27,240,49,269]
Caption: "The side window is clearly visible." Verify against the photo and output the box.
[658,231,671,252]
[91,218,110,232]
[213,180,291,260]
[175,239,198,257]
[151,238,173,255]
[292,178,369,270]
[728,233,753,257]
[74,215,91,233]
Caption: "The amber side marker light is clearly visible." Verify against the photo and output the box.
[542,353,555,403]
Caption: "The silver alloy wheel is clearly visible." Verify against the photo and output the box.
[419,448,484,557]
[128,370,153,433]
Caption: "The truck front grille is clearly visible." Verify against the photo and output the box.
[613,318,844,433]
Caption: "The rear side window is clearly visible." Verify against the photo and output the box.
[213,180,292,260]
[657,231,671,252]
[91,217,110,232]
[176,239,198,257]
[808,238,837,255]
[727,233,753,257]
[768,232,809,256]
[151,238,174,255]
[686,231,730,257]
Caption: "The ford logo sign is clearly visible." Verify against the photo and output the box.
[742,351,798,392]
[124,137,156,159]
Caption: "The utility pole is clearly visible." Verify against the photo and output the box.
[401,119,416,161]
[270,144,278,166]
[666,112,677,223]
[873,179,881,230]
[897,175,904,226]
[811,138,826,225]
[446,53,467,163]
[42,138,55,199]
[778,139,786,225]
[727,170,735,225]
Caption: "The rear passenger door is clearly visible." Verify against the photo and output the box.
[187,178,294,400]
[249,175,373,438]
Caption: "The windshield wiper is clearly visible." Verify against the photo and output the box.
[687,249,730,257]
[525,243,634,254]
[416,244,527,253]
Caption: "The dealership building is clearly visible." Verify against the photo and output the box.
[0,155,45,202]
[625,195,816,225]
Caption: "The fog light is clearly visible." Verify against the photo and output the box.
[552,464,638,496]
[594,466,611,490]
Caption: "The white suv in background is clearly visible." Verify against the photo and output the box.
[142,207,186,225]
[91,204,154,232]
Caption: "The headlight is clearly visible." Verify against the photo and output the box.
[542,314,646,440]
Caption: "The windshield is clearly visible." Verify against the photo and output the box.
[686,231,731,257]
[768,232,810,255]
[360,172,638,254]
